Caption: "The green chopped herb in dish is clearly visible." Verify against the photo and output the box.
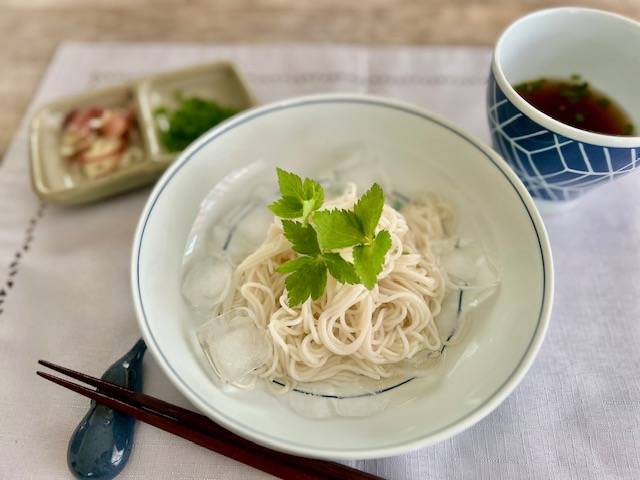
[154,94,240,152]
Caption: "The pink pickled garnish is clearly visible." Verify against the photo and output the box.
[101,109,133,138]
[61,105,136,176]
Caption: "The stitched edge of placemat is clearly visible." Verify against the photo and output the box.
[0,202,46,317]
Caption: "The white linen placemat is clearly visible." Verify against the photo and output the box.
[0,42,638,480]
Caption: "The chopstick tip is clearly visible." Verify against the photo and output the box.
[36,370,59,382]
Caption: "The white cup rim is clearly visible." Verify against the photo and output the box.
[492,6,640,148]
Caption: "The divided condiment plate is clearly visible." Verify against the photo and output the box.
[29,62,256,205]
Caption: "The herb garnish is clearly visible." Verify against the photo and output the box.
[269,168,392,306]
[155,94,239,152]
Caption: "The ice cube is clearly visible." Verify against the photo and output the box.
[323,147,393,197]
[181,256,233,311]
[207,223,233,254]
[287,379,392,418]
[197,308,271,385]
[287,389,336,419]
[400,349,445,379]
[439,237,500,290]
[335,393,390,417]
[223,204,274,264]
[434,289,463,341]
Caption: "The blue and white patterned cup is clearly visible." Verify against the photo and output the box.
[488,8,640,214]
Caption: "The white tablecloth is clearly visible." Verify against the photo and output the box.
[1,43,638,480]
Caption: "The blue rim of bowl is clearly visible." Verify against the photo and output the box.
[132,95,553,459]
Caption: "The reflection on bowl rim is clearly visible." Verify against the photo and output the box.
[131,93,554,459]
[492,7,640,147]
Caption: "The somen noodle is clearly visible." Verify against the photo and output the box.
[220,183,455,391]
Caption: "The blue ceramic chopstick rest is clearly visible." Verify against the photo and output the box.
[67,340,146,480]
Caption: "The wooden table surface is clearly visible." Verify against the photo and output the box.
[1,0,639,156]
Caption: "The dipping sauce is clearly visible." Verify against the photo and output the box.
[514,75,635,136]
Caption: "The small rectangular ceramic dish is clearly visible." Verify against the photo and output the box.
[29,62,256,205]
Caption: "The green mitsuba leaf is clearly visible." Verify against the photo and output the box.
[313,209,365,249]
[268,196,303,218]
[353,230,392,289]
[322,253,359,284]
[276,168,305,199]
[283,258,327,306]
[274,168,324,223]
[303,178,324,210]
[281,220,320,255]
[276,255,317,274]
[354,183,385,239]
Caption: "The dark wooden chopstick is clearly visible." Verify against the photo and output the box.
[37,370,312,479]
[37,361,351,478]
[37,360,383,480]
[38,360,213,431]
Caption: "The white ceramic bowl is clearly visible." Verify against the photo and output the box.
[132,94,553,459]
